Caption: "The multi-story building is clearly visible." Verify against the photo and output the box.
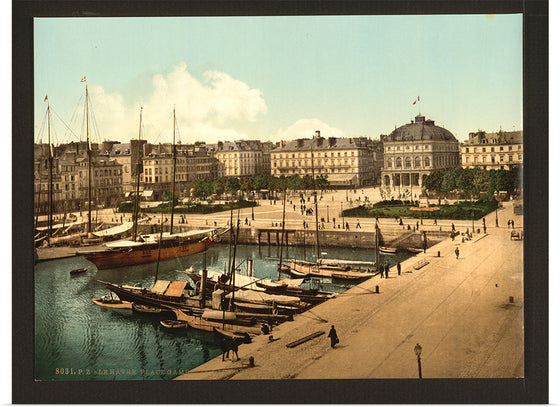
[270,131,382,187]
[214,140,267,177]
[142,142,222,200]
[380,114,460,188]
[110,140,149,194]
[77,155,123,207]
[461,130,523,170]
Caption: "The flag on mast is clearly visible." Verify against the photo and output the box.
[412,96,420,105]
[80,76,86,82]
[44,94,48,102]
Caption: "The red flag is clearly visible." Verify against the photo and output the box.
[80,76,86,82]
[412,96,420,105]
[413,100,417,105]
[44,94,48,102]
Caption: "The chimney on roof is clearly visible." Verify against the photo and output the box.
[314,130,320,139]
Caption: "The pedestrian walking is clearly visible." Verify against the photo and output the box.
[245,217,248,225]
[397,262,401,276]
[507,219,511,228]
[345,222,349,231]
[511,219,514,229]
[385,266,389,279]
[455,247,460,259]
[483,224,487,234]
[356,219,361,229]
[451,223,455,232]
[327,325,339,348]
[416,221,420,230]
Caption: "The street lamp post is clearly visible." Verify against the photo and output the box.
[472,210,475,233]
[327,205,329,222]
[414,343,422,379]
[495,201,499,227]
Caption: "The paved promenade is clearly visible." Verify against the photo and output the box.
[176,201,523,380]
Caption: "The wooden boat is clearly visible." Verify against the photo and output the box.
[331,272,371,281]
[160,320,187,329]
[79,232,215,270]
[173,309,261,335]
[70,267,88,276]
[99,280,203,311]
[91,297,133,309]
[213,327,252,343]
[132,303,166,314]
[289,259,375,280]
[379,246,397,254]
[406,247,423,254]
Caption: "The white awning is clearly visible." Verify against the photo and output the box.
[142,190,154,197]
[327,174,358,185]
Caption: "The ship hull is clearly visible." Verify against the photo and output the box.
[84,239,214,270]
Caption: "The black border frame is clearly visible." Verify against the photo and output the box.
[13,0,548,403]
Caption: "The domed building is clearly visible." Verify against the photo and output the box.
[380,114,460,188]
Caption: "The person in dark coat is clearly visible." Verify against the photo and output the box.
[455,247,460,259]
[397,262,401,276]
[385,265,389,278]
[230,339,240,362]
[327,325,339,348]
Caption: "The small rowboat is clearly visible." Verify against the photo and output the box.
[132,303,165,314]
[70,267,88,276]
[91,297,133,309]
[406,247,423,254]
[213,327,252,342]
[331,272,370,281]
[160,320,188,329]
[379,246,397,254]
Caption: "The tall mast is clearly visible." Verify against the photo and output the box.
[278,186,287,280]
[47,98,53,239]
[311,137,320,260]
[169,106,177,235]
[86,84,92,235]
[132,107,143,241]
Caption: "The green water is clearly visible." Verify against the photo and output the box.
[35,243,411,381]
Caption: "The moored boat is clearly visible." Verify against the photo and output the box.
[160,320,187,329]
[379,246,398,254]
[79,231,215,270]
[173,309,261,335]
[91,297,133,309]
[213,327,252,343]
[70,267,88,276]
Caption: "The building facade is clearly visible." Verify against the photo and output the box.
[381,115,460,188]
[270,131,382,187]
[213,140,267,177]
[461,130,523,170]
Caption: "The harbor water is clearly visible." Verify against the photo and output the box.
[35,244,411,381]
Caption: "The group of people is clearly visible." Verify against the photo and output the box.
[507,219,516,229]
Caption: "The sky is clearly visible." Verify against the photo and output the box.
[34,14,522,146]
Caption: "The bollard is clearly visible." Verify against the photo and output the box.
[248,356,255,367]
[437,251,440,257]
[375,285,379,294]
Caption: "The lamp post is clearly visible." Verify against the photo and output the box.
[327,205,329,222]
[341,202,344,227]
[414,343,422,379]
[495,200,499,227]
[471,209,475,233]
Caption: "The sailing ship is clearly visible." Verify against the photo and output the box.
[79,107,216,269]
[286,136,376,280]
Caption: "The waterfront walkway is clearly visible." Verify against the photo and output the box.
[175,201,523,380]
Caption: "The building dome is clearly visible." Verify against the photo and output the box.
[386,115,457,142]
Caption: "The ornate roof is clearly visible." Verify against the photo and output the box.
[384,115,457,142]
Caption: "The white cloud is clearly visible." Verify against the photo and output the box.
[90,62,267,144]
[270,118,346,142]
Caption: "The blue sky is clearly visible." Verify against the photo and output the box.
[34,14,522,146]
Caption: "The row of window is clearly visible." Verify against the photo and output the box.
[464,154,522,163]
[273,151,359,160]
[464,145,521,153]
[386,144,459,152]
[272,167,357,175]
[273,158,357,168]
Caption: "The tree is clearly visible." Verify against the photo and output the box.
[423,168,446,192]
[225,177,241,195]
[252,174,270,190]
[440,169,457,192]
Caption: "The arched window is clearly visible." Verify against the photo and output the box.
[414,157,421,168]
[405,157,411,168]
[387,158,392,168]
[424,157,431,167]
[384,175,391,186]
[396,157,402,168]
